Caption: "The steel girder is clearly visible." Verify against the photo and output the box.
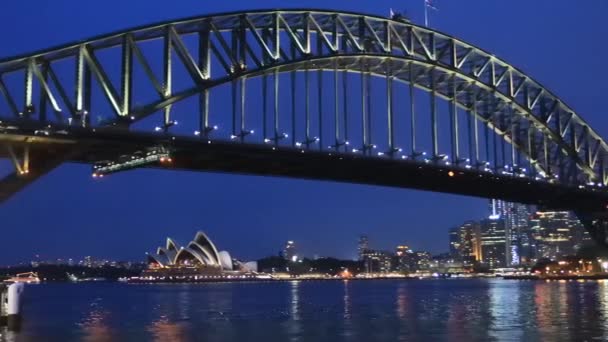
[0,9,605,189]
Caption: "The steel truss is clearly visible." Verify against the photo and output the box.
[0,9,606,192]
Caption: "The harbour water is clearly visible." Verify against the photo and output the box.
[3,279,608,341]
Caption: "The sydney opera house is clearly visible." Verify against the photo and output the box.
[136,231,259,282]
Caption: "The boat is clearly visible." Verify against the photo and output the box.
[4,272,40,284]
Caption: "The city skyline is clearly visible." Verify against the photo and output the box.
[1,0,608,264]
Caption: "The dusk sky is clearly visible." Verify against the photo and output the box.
[1,0,607,265]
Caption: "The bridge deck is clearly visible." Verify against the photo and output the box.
[1,129,606,211]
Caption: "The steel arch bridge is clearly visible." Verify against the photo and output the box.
[1,9,608,244]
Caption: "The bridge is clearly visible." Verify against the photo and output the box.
[1,9,608,245]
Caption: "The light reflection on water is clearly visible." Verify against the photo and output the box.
[6,279,608,341]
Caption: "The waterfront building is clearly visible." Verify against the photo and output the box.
[144,231,257,278]
[413,251,432,271]
[393,245,414,272]
[452,221,482,267]
[480,218,507,269]
[358,235,369,260]
[529,211,587,261]
[283,241,297,262]
[430,253,465,273]
[361,250,392,273]
[449,228,460,258]
[488,199,530,266]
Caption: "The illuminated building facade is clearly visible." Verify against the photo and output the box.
[529,211,587,261]
[358,235,369,260]
[143,231,257,278]
[283,241,297,261]
[394,245,414,272]
[481,218,507,269]
[361,250,392,273]
[449,228,460,257]
[452,221,482,267]
[488,199,530,266]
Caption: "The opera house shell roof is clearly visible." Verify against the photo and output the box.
[147,231,234,271]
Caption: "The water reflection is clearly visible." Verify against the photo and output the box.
[285,280,302,341]
[16,280,608,341]
[147,316,188,342]
[78,299,114,342]
[489,280,523,341]
[395,284,407,320]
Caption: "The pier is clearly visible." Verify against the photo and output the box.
[0,282,24,331]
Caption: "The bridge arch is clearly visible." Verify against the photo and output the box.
[0,9,604,188]
[1,10,608,244]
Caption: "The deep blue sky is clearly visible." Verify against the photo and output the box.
[1,0,607,265]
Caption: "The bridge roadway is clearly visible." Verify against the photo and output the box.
[1,124,607,213]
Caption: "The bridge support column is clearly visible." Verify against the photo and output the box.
[576,210,608,247]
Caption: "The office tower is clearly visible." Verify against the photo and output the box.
[358,235,369,260]
[453,221,482,267]
[480,218,507,269]
[488,199,530,266]
[283,241,297,261]
[529,211,585,261]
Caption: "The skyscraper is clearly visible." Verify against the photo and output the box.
[358,235,369,260]
[283,241,297,261]
[481,218,507,269]
[488,199,530,266]
[453,221,482,267]
[449,228,460,258]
